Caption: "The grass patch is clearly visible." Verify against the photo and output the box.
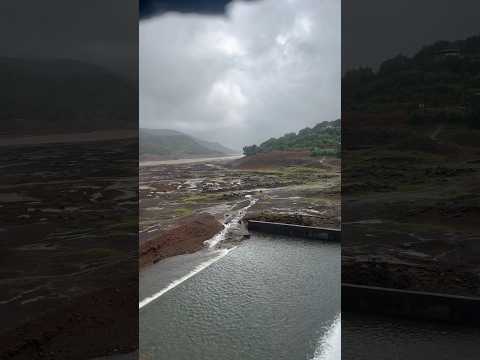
[175,207,193,216]
[182,193,218,204]
[276,166,322,181]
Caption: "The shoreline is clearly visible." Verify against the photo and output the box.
[140,154,243,167]
[0,129,137,147]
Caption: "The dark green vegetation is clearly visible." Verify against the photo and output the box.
[140,128,235,159]
[1,58,136,134]
[243,120,340,157]
[343,34,480,127]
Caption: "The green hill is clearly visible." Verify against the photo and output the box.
[342,34,480,126]
[243,120,340,157]
[140,129,236,159]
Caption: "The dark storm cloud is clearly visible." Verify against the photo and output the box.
[140,0,259,19]
[0,0,137,80]
[343,0,480,72]
[140,0,340,150]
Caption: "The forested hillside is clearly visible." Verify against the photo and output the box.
[243,119,340,157]
[342,34,480,126]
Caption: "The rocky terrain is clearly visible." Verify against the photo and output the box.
[139,152,340,266]
[342,34,480,297]
[342,111,480,296]
[0,139,138,359]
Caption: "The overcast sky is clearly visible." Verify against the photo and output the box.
[343,0,480,72]
[140,0,340,150]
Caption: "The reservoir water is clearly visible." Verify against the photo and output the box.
[343,312,480,359]
[140,233,340,360]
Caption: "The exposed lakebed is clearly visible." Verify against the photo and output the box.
[139,154,340,266]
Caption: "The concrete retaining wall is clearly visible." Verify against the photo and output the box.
[247,220,340,241]
[342,283,480,324]
[247,221,479,324]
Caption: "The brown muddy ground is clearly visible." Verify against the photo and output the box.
[140,214,224,268]
[139,153,340,264]
[0,140,138,359]
[343,111,480,297]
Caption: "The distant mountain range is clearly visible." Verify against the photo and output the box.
[1,58,136,135]
[140,128,236,159]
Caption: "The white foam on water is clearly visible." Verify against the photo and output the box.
[139,248,233,309]
[205,197,257,249]
[312,313,341,360]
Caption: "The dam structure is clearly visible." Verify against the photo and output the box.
[247,220,340,241]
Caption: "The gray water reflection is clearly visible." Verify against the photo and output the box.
[343,312,480,360]
[140,233,340,360]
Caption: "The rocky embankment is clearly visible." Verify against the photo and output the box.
[140,214,224,268]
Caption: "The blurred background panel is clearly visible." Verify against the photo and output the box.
[0,1,138,359]
[342,0,480,358]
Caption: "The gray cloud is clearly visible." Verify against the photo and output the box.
[140,0,340,150]
[140,0,260,18]
[343,0,480,72]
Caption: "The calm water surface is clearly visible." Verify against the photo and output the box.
[140,233,340,360]
[343,312,480,359]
